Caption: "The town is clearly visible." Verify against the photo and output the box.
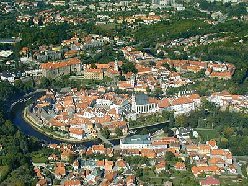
[0,0,248,185]
[33,129,239,185]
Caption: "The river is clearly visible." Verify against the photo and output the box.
[9,91,167,147]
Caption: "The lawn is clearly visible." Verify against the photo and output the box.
[96,23,116,31]
[32,154,47,164]
[196,129,220,142]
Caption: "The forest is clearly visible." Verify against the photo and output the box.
[0,81,41,185]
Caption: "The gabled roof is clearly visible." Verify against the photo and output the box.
[200,176,220,186]
[40,58,80,70]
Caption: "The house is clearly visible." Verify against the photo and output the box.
[104,160,114,171]
[170,96,196,116]
[207,140,218,150]
[36,179,47,186]
[151,137,179,149]
[126,175,136,186]
[174,162,186,171]
[155,160,167,173]
[83,68,104,80]
[199,176,220,186]
[92,144,106,154]
[54,162,66,179]
[0,71,16,83]
[192,166,220,177]
[61,150,73,161]
[48,154,58,161]
[96,160,105,169]
[140,149,157,158]
[208,158,225,168]
[73,160,79,170]
[69,128,85,140]
[64,180,81,186]
[209,71,233,80]
[175,127,198,139]
[115,159,128,170]
[198,145,211,156]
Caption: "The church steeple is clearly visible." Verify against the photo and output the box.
[130,74,135,87]
[131,93,136,112]
[114,59,118,71]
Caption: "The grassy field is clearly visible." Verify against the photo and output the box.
[196,129,220,142]
[32,154,47,164]
[96,23,116,31]
[0,165,10,181]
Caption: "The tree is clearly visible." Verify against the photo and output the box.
[115,128,123,137]
[165,151,175,161]
[223,127,234,138]
[119,75,126,81]
[154,87,163,98]
[39,77,51,89]
[241,163,247,177]
[163,125,169,134]
[162,63,170,70]
[175,115,187,127]
[157,51,164,58]
[91,63,97,69]
[139,128,149,135]
[169,114,175,127]
[162,111,171,120]
[167,129,174,137]
[101,127,110,139]
[121,62,138,74]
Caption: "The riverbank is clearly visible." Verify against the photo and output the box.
[23,106,99,144]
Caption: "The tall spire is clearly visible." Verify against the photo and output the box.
[130,74,135,87]
[114,58,118,71]
[131,93,136,112]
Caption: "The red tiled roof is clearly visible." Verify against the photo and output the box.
[69,128,85,135]
[64,180,81,186]
[40,58,80,70]
[200,176,220,186]
[158,98,170,108]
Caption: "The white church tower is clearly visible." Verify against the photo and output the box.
[131,93,136,112]
[114,59,118,71]
[130,74,135,87]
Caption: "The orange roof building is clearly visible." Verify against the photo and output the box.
[174,162,186,170]
[40,58,81,78]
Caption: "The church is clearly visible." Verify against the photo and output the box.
[131,93,158,114]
